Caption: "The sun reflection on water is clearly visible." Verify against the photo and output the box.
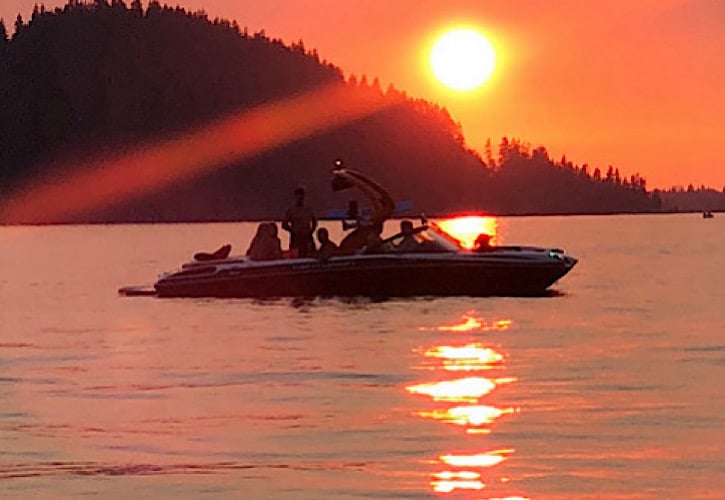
[407,377,497,402]
[431,472,485,493]
[424,344,504,371]
[426,315,513,333]
[408,312,526,497]
[418,405,516,428]
[440,449,513,468]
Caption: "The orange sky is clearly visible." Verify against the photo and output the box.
[2,0,724,189]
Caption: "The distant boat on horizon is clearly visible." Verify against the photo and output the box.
[702,210,714,218]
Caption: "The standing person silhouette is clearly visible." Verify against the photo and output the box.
[282,186,317,257]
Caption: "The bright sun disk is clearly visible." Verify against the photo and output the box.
[430,29,496,91]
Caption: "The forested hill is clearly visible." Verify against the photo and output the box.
[1,1,717,223]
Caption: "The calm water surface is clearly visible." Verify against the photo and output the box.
[1,215,723,499]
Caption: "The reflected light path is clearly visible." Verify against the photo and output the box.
[425,315,513,333]
[407,377,498,402]
[419,405,515,429]
[431,471,485,493]
[408,312,526,497]
[440,449,513,468]
[0,83,390,223]
[425,344,504,371]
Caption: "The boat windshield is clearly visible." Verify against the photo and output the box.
[426,222,467,250]
[383,222,463,253]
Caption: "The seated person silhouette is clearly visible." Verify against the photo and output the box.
[361,223,387,254]
[338,200,376,255]
[394,220,421,253]
[473,233,494,252]
[316,227,339,261]
[246,222,283,261]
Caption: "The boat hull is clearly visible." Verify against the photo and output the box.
[154,253,577,298]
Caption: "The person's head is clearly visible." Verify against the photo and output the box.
[293,186,306,205]
[400,220,414,236]
[475,233,492,248]
[266,222,278,237]
[316,227,330,243]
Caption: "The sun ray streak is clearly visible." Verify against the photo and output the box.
[0,84,390,223]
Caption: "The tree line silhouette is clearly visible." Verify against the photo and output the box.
[0,1,722,223]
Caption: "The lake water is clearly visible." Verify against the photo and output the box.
[1,214,723,499]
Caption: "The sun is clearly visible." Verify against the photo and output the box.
[430,29,496,91]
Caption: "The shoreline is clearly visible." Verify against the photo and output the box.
[0,209,719,227]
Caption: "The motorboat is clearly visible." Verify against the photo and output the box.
[120,163,577,298]
[143,225,577,298]
[702,210,714,219]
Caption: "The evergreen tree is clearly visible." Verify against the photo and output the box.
[498,136,510,164]
[13,14,23,39]
[130,0,142,15]
[0,19,8,44]
[371,77,382,94]
[484,138,494,167]
[146,0,161,16]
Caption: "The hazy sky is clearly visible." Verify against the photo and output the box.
[2,0,723,189]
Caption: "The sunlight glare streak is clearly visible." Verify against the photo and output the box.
[0,84,390,223]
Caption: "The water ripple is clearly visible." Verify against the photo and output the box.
[0,460,370,480]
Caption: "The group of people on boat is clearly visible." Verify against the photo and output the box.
[197,161,501,263]
[243,185,429,261]
[244,186,337,261]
